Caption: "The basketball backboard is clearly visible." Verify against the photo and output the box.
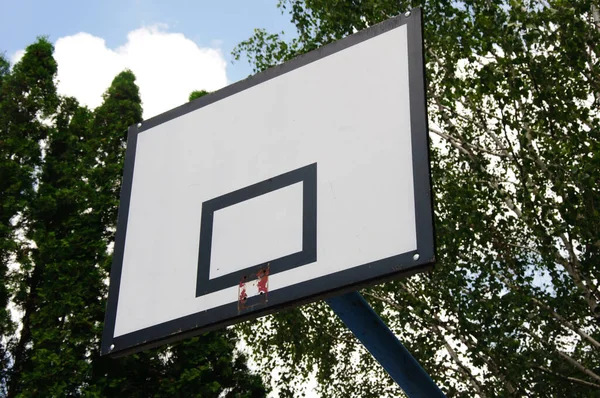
[102,8,434,357]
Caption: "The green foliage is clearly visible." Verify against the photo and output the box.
[91,331,267,398]
[0,51,14,385]
[189,89,210,101]
[0,41,266,397]
[233,1,600,397]
[156,330,267,398]
[0,38,59,393]
[88,69,143,249]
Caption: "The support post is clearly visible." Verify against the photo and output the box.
[326,291,446,398]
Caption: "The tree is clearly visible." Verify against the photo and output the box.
[0,51,13,388]
[233,1,600,396]
[0,38,60,395]
[155,331,267,398]
[1,42,266,397]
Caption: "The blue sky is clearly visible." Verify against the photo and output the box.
[0,0,295,82]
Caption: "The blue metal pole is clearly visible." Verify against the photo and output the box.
[326,291,446,398]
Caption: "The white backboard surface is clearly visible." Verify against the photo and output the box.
[102,9,433,356]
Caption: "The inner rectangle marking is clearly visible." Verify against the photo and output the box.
[209,182,303,279]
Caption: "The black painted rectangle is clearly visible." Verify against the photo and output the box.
[196,163,317,296]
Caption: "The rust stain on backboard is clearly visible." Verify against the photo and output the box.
[256,267,269,294]
[238,264,270,313]
[238,280,248,304]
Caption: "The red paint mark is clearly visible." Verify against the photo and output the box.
[256,268,269,295]
[238,264,270,313]
[238,282,247,300]
[238,280,248,313]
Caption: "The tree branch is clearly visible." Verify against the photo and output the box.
[365,288,518,395]
[429,125,509,158]
[535,365,600,389]
[524,324,600,383]
[556,350,600,384]
[493,271,600,349]
[432,324,487,398]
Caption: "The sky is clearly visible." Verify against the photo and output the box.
[0,0,296,118]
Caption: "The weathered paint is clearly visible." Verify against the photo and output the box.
[237,264,270,313]
[256,267,269,295]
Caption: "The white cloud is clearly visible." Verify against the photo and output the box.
[13,26,228,118]
[10,49,25,65]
